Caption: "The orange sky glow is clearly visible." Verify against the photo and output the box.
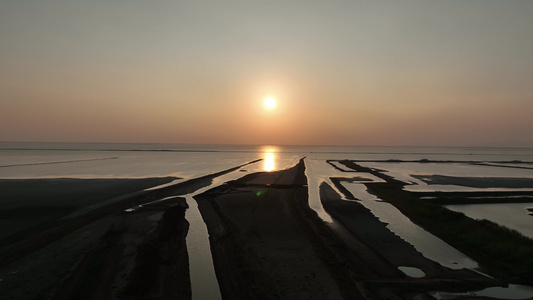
[1,1,532,147]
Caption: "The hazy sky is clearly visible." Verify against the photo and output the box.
[1,1,532,147]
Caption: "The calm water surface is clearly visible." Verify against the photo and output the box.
[446,203,533,239]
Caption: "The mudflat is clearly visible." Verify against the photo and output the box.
[0,160,259,300]
[195,160,502,299]
[195,159,361,299]
[0,177,177,247]
[1,158,524,299]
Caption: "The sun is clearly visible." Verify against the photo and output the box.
[264,96,276,109]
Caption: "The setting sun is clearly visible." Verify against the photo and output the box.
[264,97,276,109]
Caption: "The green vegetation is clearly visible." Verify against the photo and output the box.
[339,160,533,283]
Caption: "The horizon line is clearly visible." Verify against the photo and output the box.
[1,140,533,150]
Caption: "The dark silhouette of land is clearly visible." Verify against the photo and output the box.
[1,158,532,299]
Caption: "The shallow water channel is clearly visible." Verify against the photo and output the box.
[183,156,300,299]
[304,159,343,223]
[304,159,385,223]
[341,182,478,269]
[446,203,533,239]
[184,170,260,300]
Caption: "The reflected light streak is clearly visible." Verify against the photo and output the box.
[263,147,277,172]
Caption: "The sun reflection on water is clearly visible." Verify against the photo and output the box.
[263,147,277,172]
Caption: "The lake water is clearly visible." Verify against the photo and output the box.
[2,142,533,298]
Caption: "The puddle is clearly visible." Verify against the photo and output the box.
[398,266,425,278]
